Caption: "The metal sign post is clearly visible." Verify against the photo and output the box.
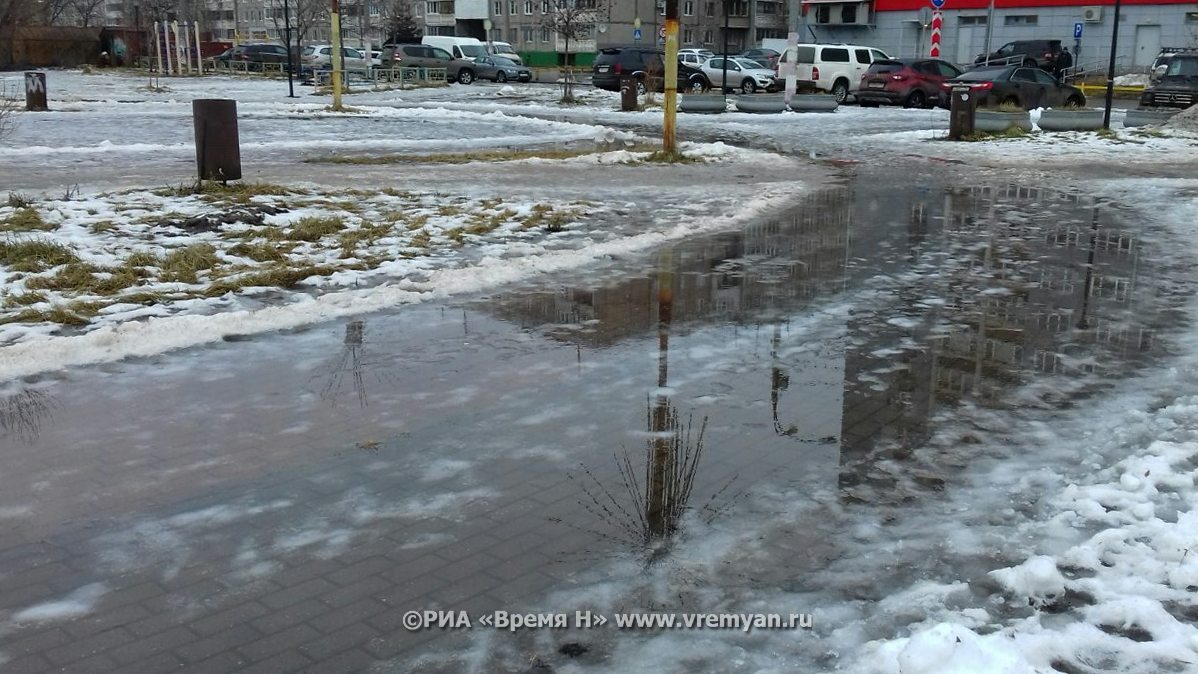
[929,0,945,58]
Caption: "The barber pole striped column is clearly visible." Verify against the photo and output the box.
[930,10,943,57]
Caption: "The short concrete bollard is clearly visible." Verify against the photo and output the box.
[948,86,976,140]
[25,72,47,112]
[192,99,242,182]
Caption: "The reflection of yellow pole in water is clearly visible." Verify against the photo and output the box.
[647,249,674,538]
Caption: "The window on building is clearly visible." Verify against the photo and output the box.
[490,27,502,40]
[729,0,747,15]
[705,1,714,15]
[840,4,856,22]
[958,15,986,24]
[522,25,535,41]
[426,1,437,13]
[703,29,712,42]
[815,4,829,22]
[412,1,422,15]
[1186,11,1198,22]
[683,0,694,14]
[509,27,518,42]
[756,1,775,14]
[541,26,550,41]
[524,0,532,13]
[1005,14,1037,25]
[509,0,517,13]
[494,0,502,12]
[683,27,693,42]
[542,0,549,11]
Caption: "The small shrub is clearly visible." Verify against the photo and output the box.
[1,208,54,232]
[6,193,33,209]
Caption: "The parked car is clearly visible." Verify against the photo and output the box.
[857,58,961,108]
[678,49,711,67]
[1150,47,1198,84]
[739,48,780,70]
[473,55,532,83]
[701,56,778,93]
[1140,53,1198,109]
[379,43,477,83]
[938,66,1086,110]
[591,46,711,94]
[422,36,488,61]
[777,43,892,102]
[301,45,369,72]
[486,41,523,66]
[974,39,1068,73]
[215,43,291,71]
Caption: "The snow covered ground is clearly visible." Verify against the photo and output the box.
[2,70,1198,674]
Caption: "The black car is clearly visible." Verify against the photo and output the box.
[591,47,711,94]
[1140,54,1198,109]
[939,66,1086,110]
[975,39,1070,74]
[215,43,292,71]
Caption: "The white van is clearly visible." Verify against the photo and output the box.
[777,43,891,102]
[486,41,523,65]
[422,36,488,62]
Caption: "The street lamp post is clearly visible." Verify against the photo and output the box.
[1102,0,1123,128]
[283,0,296,97]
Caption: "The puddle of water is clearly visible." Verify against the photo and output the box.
[0,169,1184,672]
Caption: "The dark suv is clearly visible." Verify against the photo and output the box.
[975,40,1070,74]
[591,47,710,94]
[1140,54,1198,109]
[215,44,292,71]
[379,43,477,84]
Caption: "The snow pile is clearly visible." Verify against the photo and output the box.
[872,623,1038,674]
[988,556,1067,608]
[11,583,108,624]
[1114,73,1151,87]
[1165,104,1198,132]
[495,85,518,97]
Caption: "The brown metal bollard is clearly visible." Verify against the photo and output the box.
[620,77,637,111]
[24,72,48,112]
[948,86,977,140]
[192,99,242,182]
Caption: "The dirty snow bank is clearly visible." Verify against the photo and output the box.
[1166,104,1198,133]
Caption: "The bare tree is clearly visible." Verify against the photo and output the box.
[0,84,17,144]
[540,0,603,100]
[69,0,106,26]
[270,0,327,49]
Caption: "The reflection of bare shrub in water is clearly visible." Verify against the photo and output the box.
[315,320,394,409]
[0,388,58,443]
[557,406,743,567]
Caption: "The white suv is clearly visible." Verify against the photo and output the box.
[777,43,890,102]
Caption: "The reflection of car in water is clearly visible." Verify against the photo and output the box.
[1141,54,1198,109]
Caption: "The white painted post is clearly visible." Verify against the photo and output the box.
[163,22,173,75]
[154,21,163,74]
[182,22,192,74]
[172,21,183,75]
[194,22,203,75]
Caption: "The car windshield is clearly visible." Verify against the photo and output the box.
[301,46,316,55]
[491,57,517,66]
[494,45,516,55]
[956,68,1005,81]
[459,44,487,58]
[867,60,904,74]
[1165,58,1198,77]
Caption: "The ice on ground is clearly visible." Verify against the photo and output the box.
[12,583,108,624]
[1114,73,1151,87]
[874,622,1038,674]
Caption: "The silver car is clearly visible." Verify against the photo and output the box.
[472,55,532,83]
[701,56,777,94]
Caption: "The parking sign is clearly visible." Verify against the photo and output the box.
[1074,22,1083,39]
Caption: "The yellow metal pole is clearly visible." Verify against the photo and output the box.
[330,0,344,110]
[663,0,679,154]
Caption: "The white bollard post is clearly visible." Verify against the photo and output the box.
[194,22,203,75]
[154,21,163,74]
[163,22,173,75]
[172,21,183,75]
[182,22,192,74]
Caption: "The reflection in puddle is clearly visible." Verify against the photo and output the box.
[0,387,58,444]
[316,319,393,408]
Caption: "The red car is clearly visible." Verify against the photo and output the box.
[857,58,962,108]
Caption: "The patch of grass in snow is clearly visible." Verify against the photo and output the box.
[228,241,290,262]
[337,223,392,258]
[444,227,466,244]
[155,181,297,202]
[465,208,516,236]
[408,229,431,248]
[954,126,1030,142]
[203,264,337,297]
[160,244,220,284]
[289,216,345,242]
[643,150,699,164]
[25,262,139,296]
[2,301,102,326]
[435,204,464,218]
[124,250,161,269]
[0,238,79,272]
[306,147,608,165]
[2,291,46,308]
[520,204,573,232]
[1,208,54,232]
[6,193,34,209]
[90,220,117,234]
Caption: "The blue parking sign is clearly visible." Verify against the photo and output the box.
[634,27,642,41]
[1074,22,1083,39]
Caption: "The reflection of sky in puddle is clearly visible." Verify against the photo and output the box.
[0,172,1185,671]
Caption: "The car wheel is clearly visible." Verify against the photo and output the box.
[904,90,927,109]
[740,79,757,94]
[688,77,708,94]
[496,72,507,83]
[635,79,647,96]
[1065,95,1085,108]
[458,69,474,85]
[831,79,849,103]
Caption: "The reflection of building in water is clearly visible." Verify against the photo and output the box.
[839,185,1156,496]
[489,187,853,345]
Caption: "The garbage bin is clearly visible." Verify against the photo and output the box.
[949,86,977,140]
[192,99,242,182]
[620,77,637,111]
